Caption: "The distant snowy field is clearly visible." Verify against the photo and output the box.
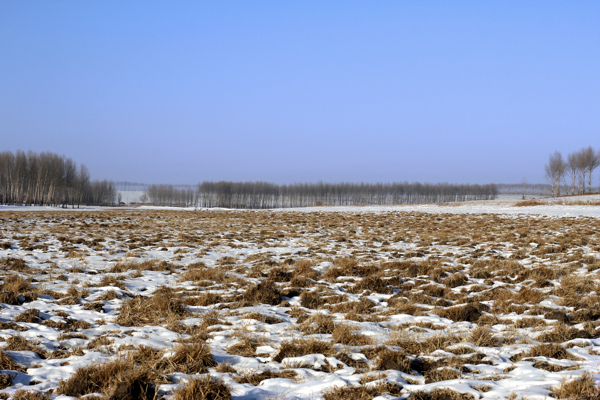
[141,194,600,218]
[3,194,600,218]
[0,197,599,399]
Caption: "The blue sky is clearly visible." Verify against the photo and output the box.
[1,1,599,184]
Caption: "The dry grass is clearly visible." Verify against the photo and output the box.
[57,358,162,399]
[512,343,583,362]
[300,313,335,334]
[536,323,592,343]
[332,323,372,346]
[299,290,325,309]
[0,257,28,272]
[0,274,39,305]
[0,350,24,372]
[410,388,475,400]
[424,367,463,383]
[0,372,14,390]
[171,376,231,400]
[322,382,402,400]
[551,372,600,399]
[514,200,545,207]
[274,338,334,362]
[244,312,283,325]
[180,264,228,283]
[432,303,485,322]
[372,347,413,373]
[110,259,173,273]
[234,369,297,385]
[227,336,258,358]
[469,326,501,347]
[3,336,49,359]
[386,331,459,355]
[14,308,42,323]
[116,286,189,326]
[10,390,51,400]
[163,342,216,373]
[239,279,281,306]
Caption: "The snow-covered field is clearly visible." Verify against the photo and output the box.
[0,199,599,399]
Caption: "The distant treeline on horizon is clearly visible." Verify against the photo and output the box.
[145,181,499,208]
[0,150,502,208]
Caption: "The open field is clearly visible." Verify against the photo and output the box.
[0,206,599,399]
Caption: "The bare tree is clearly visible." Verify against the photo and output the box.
[577,150,587,194]
[545,151,566,197]
[567,152,580,195]
[594,148,600,193]
[74,165,90,208]
[581,146,600,193]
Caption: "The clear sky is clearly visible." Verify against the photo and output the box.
[1,1,599,184]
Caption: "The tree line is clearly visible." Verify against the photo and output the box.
[145,181,498,208]
[145,184,197,207]
[0,149,499,209]
[545,146,600,197]
[0,150,117,207]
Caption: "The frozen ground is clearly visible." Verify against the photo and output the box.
[0,200,599,399]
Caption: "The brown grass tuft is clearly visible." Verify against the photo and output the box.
[444,273,468,288]
[300,290,325,309]
[0,274,39,305]
[4,336,49,359]
[163,342,216,373]
[514,199,545,207]
[386,331,458,355]
[469,326,501,347]
[536,323,592,343]
[172,375,231,400]
[0,257,28,271]
[0,372,14,390]
[433,303,484,322]
[410,388,475,400]
[57,359,162,399]
[551,372,600,399]
[227,336,258,358]
[240,279,281,306]
[14,308,42,323]
[424,367,463,383]
[180,264,227,283]
[332,323,372,346]
[234,369,297,385]
[322,382,402,400]
[274,338,333,362]
[0,350,24,372]
[10,390,51,400]
[512,343,583,362]
[300,313,335,334]
[373,347,413,373]
[116,286,189,326]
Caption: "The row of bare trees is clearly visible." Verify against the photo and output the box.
[144,181,498,209]
[545,146,600,197]
[0,150,117,207]
[145,184,197,207]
